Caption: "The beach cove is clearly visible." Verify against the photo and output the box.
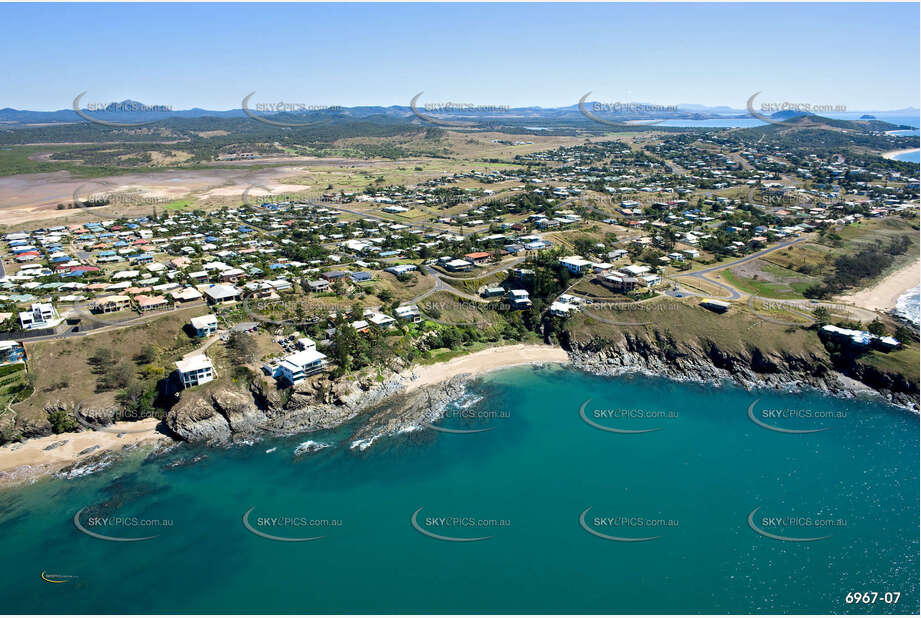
[0,366,916,613]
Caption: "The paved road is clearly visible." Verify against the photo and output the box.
[674,237,806,300]
[409,266,490,305]
[408,257,529,306]
[16,301,209,343]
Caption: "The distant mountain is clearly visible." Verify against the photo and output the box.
[770,110,813,121]
[0,100,915,128]
[0,100,782,126]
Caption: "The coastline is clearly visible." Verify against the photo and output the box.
[0,344,567,487]
[404,343,570,393]
[837,258,920,313]
[882,147,920,160]
[0,418,171,488]
[3,333,915,488]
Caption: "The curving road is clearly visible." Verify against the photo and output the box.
[674,237,806,300]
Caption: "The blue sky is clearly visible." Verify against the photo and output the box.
[2,3,918,111]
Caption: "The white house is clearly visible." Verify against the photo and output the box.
[364,310,396,329]
[559,255,592,275]
[549,300,577,317]
[19,303,60,330]
[190,314,219,337]
[620,264,651,276]
[277,349,327,385]
[175,354,215,388]
[296,337,317,351]
[508,289,532,309]
[204,284,241,304]
[395,305,422,323]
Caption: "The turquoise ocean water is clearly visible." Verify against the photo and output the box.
[893,150,920,163]
[0,367,917,614]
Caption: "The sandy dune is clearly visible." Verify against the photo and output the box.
[404,344,570,393]
[837,259,920,312]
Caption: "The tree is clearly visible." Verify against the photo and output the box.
[377,288,394,304]
[867,318,886,336]
[894,325,915,344]
[48,408,78,434]
[812,306,830,325]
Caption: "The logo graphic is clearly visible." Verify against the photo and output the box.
[41,571,79,584]
[409,92,472,127]
[746,507,833,542]
[241,183,274,207]
[242,92,334,127]
[72,506,159,542]
[241,507,326,542]
[579,399,665,434]
[73,402,154,434]
[578,507,663,542]
[578,92,666,128]
[410,507,494,542]
[746,399,830,434]
[745,92,844,127]
[72,92,163,128]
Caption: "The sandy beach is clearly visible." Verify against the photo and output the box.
[882,147,920,161]
[838,259,920,312]
[0,418,170,488]
[405,343,570,393]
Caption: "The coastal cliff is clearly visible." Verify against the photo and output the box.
[164,331,918,448]
[164,367,471,446]
[561,330,919,410]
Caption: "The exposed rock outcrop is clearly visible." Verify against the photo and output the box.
[349,375,472,449]
[159,331,917,447]
[564,330,918,411]
[164,361,450,445]
[165,396,233,444]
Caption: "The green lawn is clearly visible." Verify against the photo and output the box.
[165,199,194,210]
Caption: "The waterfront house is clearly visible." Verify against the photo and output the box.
[175,354,215,388]
[276,349,327,385]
